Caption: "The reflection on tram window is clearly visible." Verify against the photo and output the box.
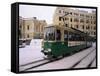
[56,30,61,41]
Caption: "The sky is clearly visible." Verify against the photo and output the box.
[19,5,56,24]
[19,5,96,24]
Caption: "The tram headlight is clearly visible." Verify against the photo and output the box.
[48,48,51,52]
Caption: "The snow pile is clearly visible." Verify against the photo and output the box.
[30,39,43,48]
[19,39,44,65]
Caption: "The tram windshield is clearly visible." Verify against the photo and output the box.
[44,27,55,41]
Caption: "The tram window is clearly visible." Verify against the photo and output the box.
[64,30,68,41]
[48,33,55,40]
[68,32,85,41]
[76,34,85,41]
[75,34,79,40]
[68,32,74,41]
[44,27,55,40]
[56,30,61,41]
[45,33,55,40]
[79,35,82,41]
[76,34,83,41]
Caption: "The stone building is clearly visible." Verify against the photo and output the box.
[19,16,47,40]
[53,7,96,37]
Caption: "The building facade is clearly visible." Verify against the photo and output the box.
[53,7,96,37]
[19,16,47,40]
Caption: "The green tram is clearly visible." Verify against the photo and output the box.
[41,25,92,58]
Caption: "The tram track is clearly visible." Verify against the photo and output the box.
[20,47,96,72]
[20,59,49,72]
[20,56,64,72]
[87,56,96,68]
[20,59,45,67]
[69,48,96,69]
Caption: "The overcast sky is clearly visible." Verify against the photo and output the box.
[19,5,96,24]
[19,5,56,24]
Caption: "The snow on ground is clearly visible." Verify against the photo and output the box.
[27,44,96,71]
[19,39,44,65]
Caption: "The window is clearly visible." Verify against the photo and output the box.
[27,34,29,38]
[91,26,92,29]
[94,32,96,35]
[91,21,92,24]
[70,18,72,22]
[56,30,61,41]
[70,12,72,15]
[74,13,79,16]
[59,10,61,13]
[65,17,69,20]
[27,25,29,30]
[74,18,79,22]
[80,14,84,17]
[91,16,92,18]
[44,27,55,40]
[68,32,73,41]
[94,26,96,30]
[86,20,89,23]
[86,15,89,18]
[64,30,68,41]
[68,32,85,41]
[80,19,84,23]
[69,32,77,41]
[59,23,61,25]
[76,25,78,28]
[82,25,84,29]
[59,17,62,21]
[65,24,68,27]
[94,21,96,24]
[86,26,90,29]
[88,26,90,29]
